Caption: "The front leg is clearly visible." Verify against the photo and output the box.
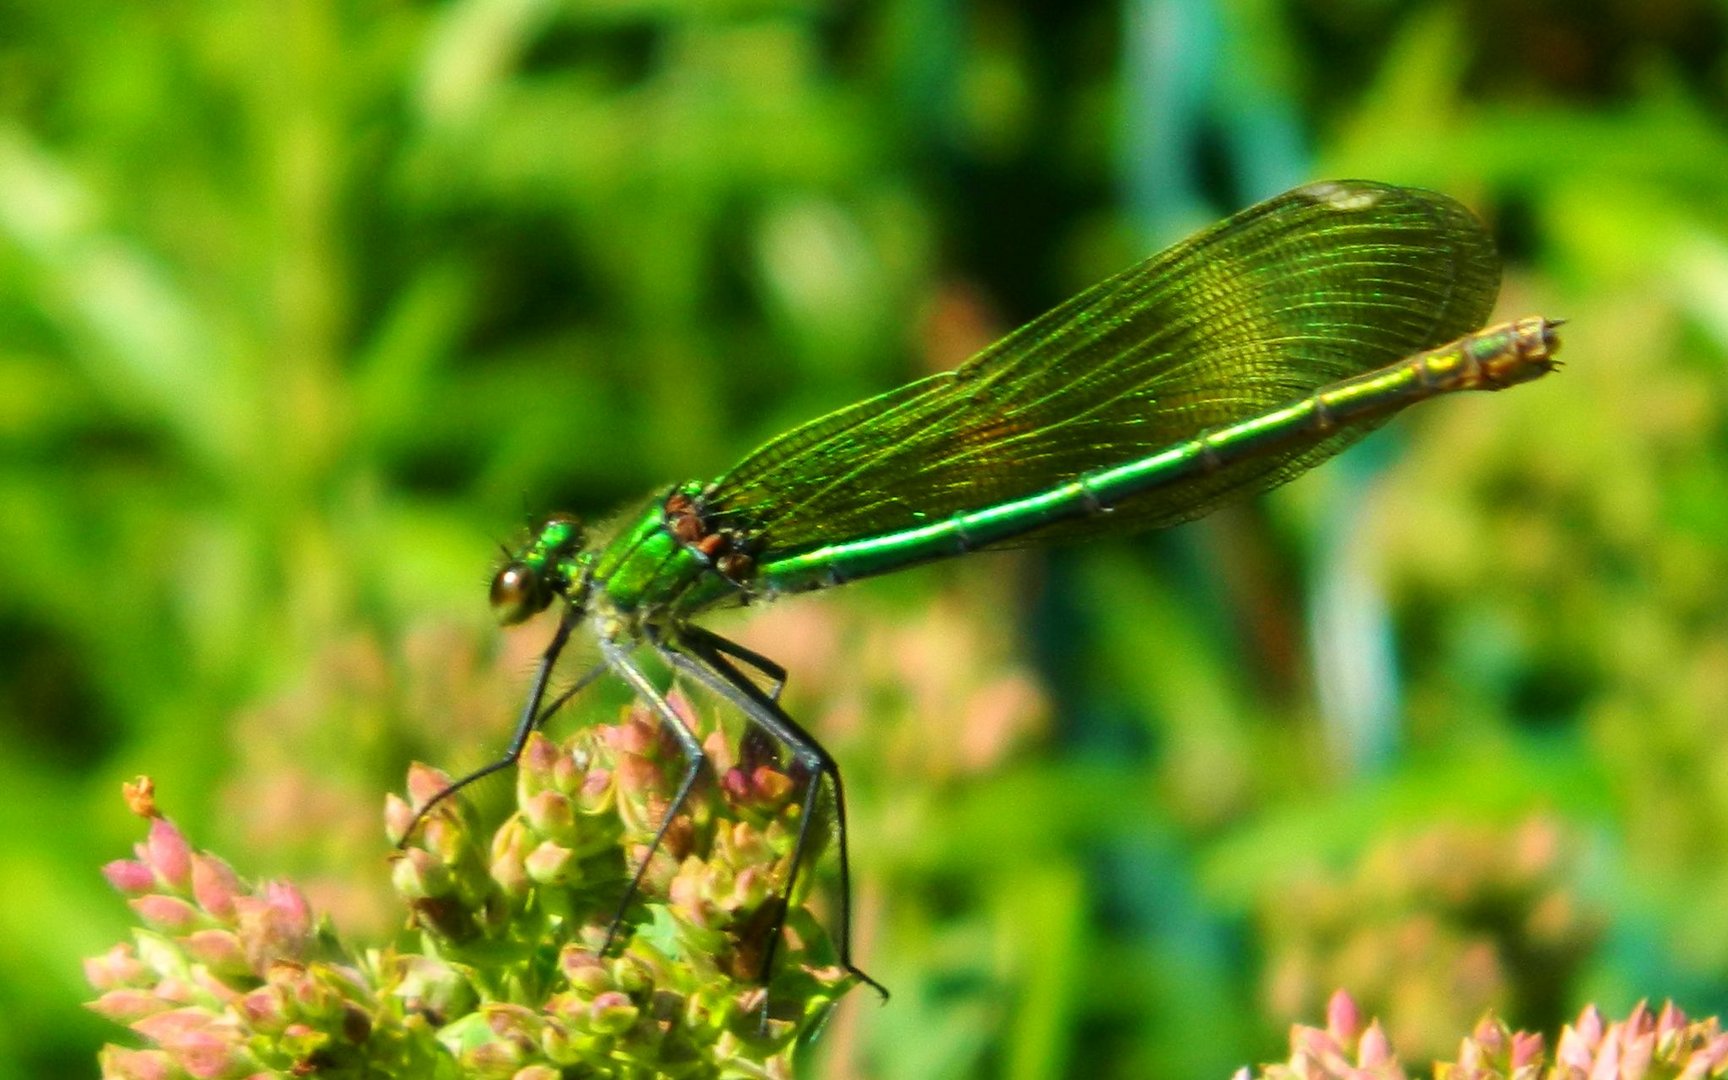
[399,606,584,846]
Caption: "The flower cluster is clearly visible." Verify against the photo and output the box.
[88,697,860,1078]
[1260,817,1600,1062]
[1245,990,1728,1080]
[87,779,431,1078]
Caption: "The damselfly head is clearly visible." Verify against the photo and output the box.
[490,514,588,625]
[489,561,550,625]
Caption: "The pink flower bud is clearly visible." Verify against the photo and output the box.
[383,794,418,845]
[190,855,242,922]
[523,791,574,837]
[576,767,612,809]
[144,819,192,891]
[1326,989,1360,1043]
[524,841,574,885]
[173,1028,247,1079]
[1358,1021,1392,1067]
[1680,1052,1717,1080]
[465,1042,527,1073]
[722,769,751,802]
[485,1002,541,1042]
[490,850,529,898]
[609,720,657,757]
[85,944,150,991]
[1558,1025,1593,1069]
[279,1022,326,1061]
[104,859,157,895]
[669,869,705,919]
[665,691,696,728]
[98,1045,175,1080]
[559,949,610,995]
[749,766,793,806]
[263,881,312,942]
[232,886,312,968]
[733,865,770,909]
[129,895,200,933]
[1657,1001,1687,1039]
[1703,1033,1728,1070]
[702,730,733,773]
[238,986,287,1031]
[269,963,322,1014]
[1622,1030,1654,1077]
[553,753,583,793]
[391,848,449,900]
[522,732,559,777]
[1471,1017,1507,1057]
[1301,1026,1356,1077]
[1512,1031,1546,1069]
[184,930,252,978]
[131,1006,215,1043]
[406,763,453,808]
[153,978,198,1006]
[614,755,660,797]
[589,991,639,1035]
[88,989,170,1024]
[1591,1029,1622,1076]
[1626,999,1653,1039]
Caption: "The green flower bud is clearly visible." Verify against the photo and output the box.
[523,841,575,886]
[391,848,451,901]
[521,791,575,841]
[588,991,639,1036]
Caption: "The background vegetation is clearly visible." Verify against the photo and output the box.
[3,0,1727,1075]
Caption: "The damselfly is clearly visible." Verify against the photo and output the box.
[404,180,1562,996]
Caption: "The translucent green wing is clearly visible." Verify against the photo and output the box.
[706,180,1501,555]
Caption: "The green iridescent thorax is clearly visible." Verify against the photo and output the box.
[589,485,734,617]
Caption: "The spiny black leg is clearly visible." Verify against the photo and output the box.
[595,640,708,955]
[663,634,888,1002]
[682,623,789,702]
[399,607,581,847]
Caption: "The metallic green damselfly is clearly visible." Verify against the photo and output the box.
[404,180,1561,996]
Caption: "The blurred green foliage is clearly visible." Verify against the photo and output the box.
[4,0,1728,1076]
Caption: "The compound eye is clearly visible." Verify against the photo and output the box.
[489,563,547,625]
